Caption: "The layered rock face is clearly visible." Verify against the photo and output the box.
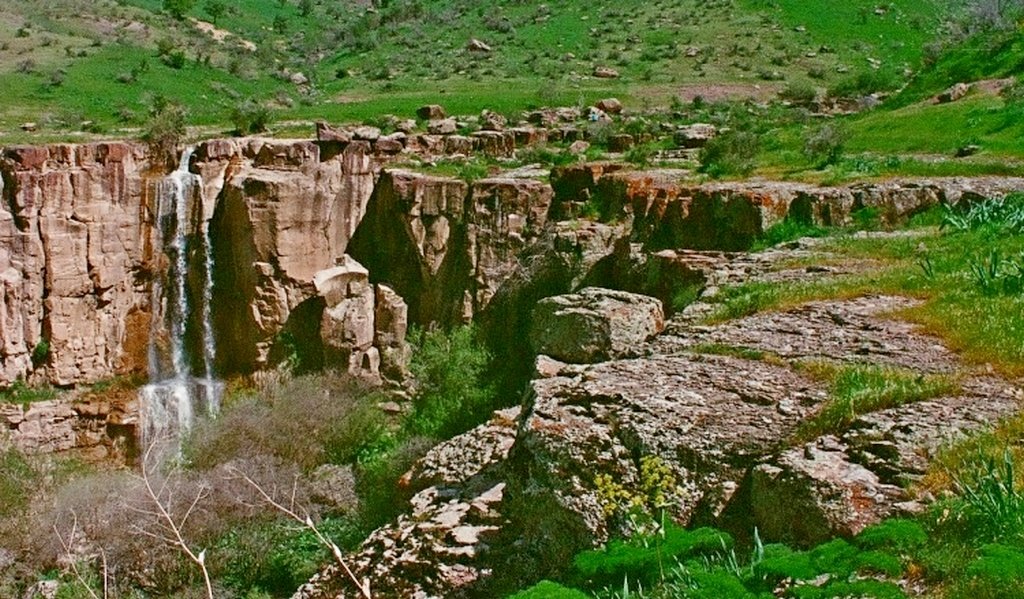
[348,170,553,326]
[5,135,1020,391]
[551,165,1024,250]
[0,143,155,387]
[199,138,378,373]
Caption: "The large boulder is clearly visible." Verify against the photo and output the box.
[530,287,664,363]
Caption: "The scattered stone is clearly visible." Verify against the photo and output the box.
[428,118,459,135]
[289,71,309,85]
[480,109,507,131]
[315,121,352,143]
[467,38,492,52]
[416,104,446,120]
[685,46,701,57]
[937,82,971,104]
[352,125,381,142]
[568,140,591,155]
[595,98,623,115]
[956,144,981,158]
[593,66,620,79]
[395,118,417,134]
[673,123,718,148]
[20,122,37,132]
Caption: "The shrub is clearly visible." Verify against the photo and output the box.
[571,525,731,590]
[163,0,197,19]
[802,123,848,167]
[407,325,495,439]
[942,193,1024,233]
[951,451,1024,544]
[508,581,589,599]
[142,95,187,161]
[229,99,272,135]
[186,372,387,471]
[780,81,817,106]
[828,69,901,99]
[698,131,760,178]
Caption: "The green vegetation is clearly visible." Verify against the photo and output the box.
[0,0,955,138]
[0,379,60,405]
[793,361,959,442]
[704,212,1024,376]
[407,324,496,440]
[515,452,1024,598]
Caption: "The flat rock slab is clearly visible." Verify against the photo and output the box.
[661,295,960,374]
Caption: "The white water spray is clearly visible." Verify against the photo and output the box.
[140,148,222,451]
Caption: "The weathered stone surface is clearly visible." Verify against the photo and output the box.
[315,121,352,143]
[0,142,154,387]
[550,166,1024,251]
[530,287,664,363]
[427,118,459,135]
[595,98,623,115]
[349,170,554,325]
[416,104,446,120]
[2,391,137,462]
[751,438,907,545]
[295,412,520,599]
[203,139,376,372]
[298,285,1023,596]
[937,82,971,104]
[593,66,620,78]
[674,123,718,148]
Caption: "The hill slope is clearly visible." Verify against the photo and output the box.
[0,0,956,140]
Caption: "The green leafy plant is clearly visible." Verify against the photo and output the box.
[230,99,272,135]
[407,325,495,439]
[699,131,760,179]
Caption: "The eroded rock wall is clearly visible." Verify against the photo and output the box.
[0,143,155,388]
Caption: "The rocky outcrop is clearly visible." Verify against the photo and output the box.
[551,166,1024,251]
[1,391,137,462]
[298,290,1022,598]
[0,143,155,388]
[314,256,409,381]
[529,288,664,363]
[349,170,553,326]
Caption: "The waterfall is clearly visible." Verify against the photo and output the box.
[140,148,222,452]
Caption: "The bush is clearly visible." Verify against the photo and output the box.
[828,69,901,99]
[508,581,589,599]
[802,123,848,167]
[142,95,187,162]
[186,372,387,471]
[699,131,760,178]
[230,99,272,135]
[163,0,197,19]
[780,81,817,106]
[407,325,495,439]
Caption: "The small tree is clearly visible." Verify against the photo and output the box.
[142,95,188,164]
[203,0,226,23]
[163,0,198,20]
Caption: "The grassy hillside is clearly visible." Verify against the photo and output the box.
[0,0,956,140]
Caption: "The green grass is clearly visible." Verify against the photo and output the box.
[793,361,959,442]
[0,0,957,138]
[0,380,60,405]
[704,225,1024,376]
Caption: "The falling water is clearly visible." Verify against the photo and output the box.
[140,148,222,452]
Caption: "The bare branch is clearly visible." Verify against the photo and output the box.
[53,511,100,599]
[136,438,215,599]
[227,465,372,598]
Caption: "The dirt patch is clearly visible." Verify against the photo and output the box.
[191,18,256,52]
